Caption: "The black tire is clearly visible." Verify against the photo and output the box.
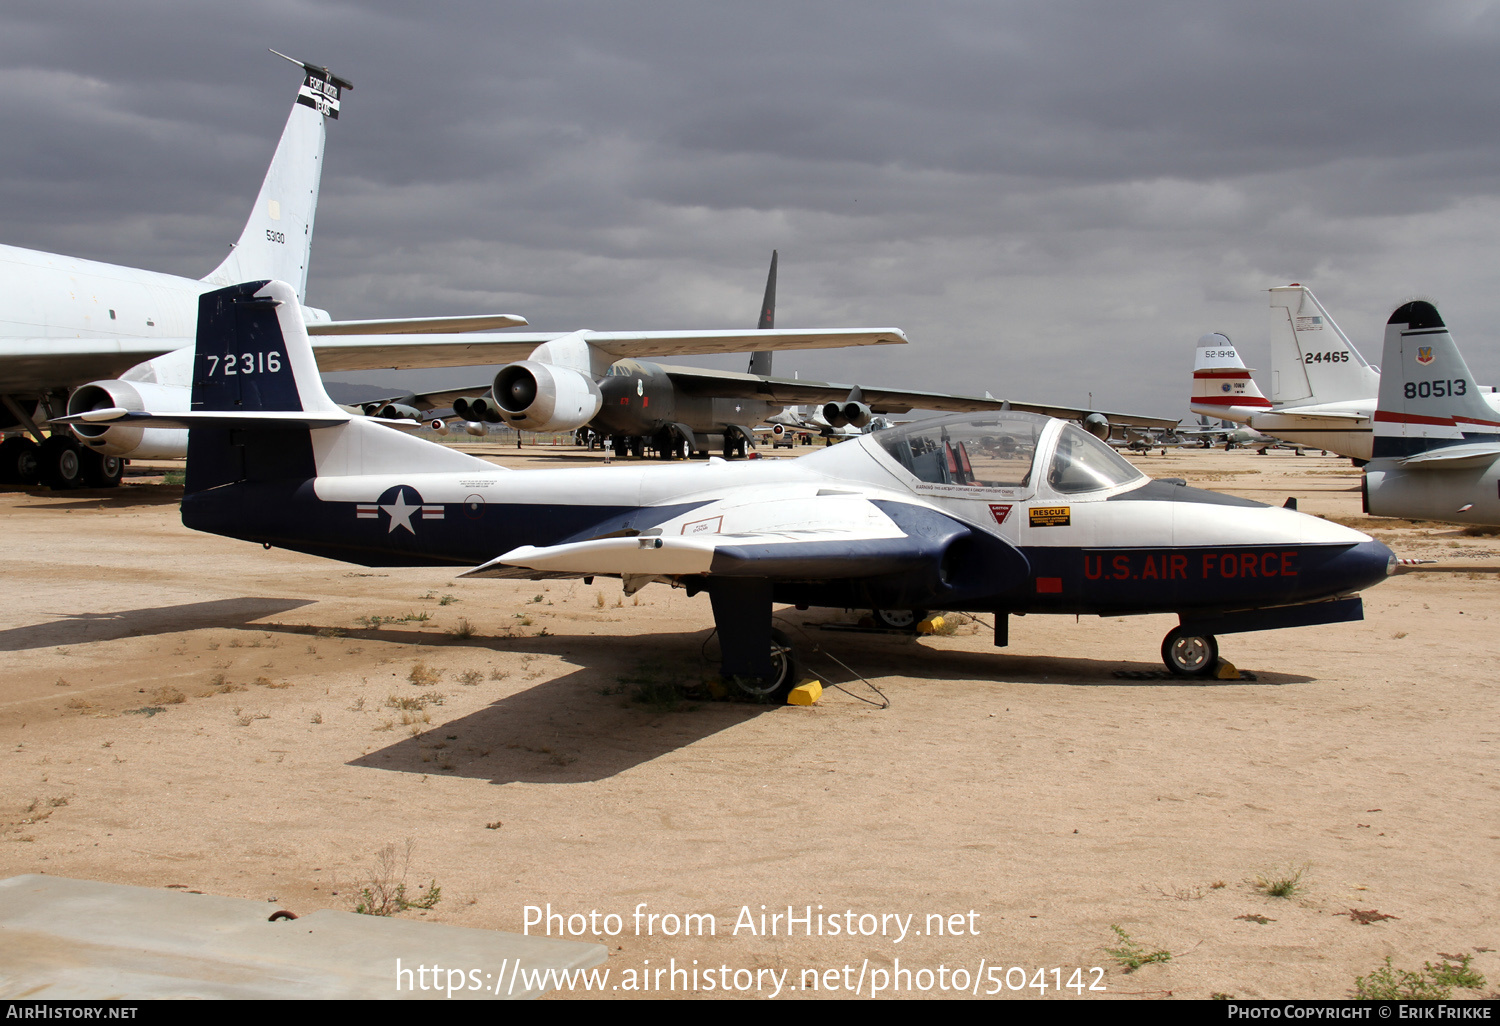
[630,436,644,459]
[728,629,798,703]
[1161,628,1218,677]
[872,608,926,632]
[0,437,40,484]
[80,449,124,488]
[39,434,84,489]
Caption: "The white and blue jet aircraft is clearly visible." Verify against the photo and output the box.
[63,281,1398,694]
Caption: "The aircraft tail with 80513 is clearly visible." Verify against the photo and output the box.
[1371,301,1500,460]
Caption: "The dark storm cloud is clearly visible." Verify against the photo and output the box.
[5,1,1500,411]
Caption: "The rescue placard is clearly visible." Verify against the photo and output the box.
[1029,506,1071,527]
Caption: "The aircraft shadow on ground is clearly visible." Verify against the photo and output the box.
[1,597,314,651]
[348,628,776,784]
[347,623,1312,785]
[7,484,185,508]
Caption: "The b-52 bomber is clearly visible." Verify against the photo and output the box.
[66,281,1397,695]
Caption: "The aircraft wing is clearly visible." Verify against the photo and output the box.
[657,365,1180,428]
[0,339,184,392]
[306,327,907,373]
[0,327,904,394]
[462,492,1030,583]
[306,314,529,335]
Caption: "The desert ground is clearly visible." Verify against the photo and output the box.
[1,438,1496,1000]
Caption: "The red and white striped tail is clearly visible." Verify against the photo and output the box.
[1191,333,1272,411]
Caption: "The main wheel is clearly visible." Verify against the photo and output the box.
[872,608,926,632]
[39,434,84,489]
[728,629,798,703]
[677,437,693,460]
[1161,628,1218,677]
[80,450,124,488]
[0,437,40,484]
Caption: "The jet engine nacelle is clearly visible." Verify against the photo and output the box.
[65,379,188,458]
[463,421,488,437]
[492,361,603,432]
[372,402,421,421]
[428,419,451,436]
[820,402,850,428]
[452,397,502,423]
[1083,413,1111,441]
[840,402,873,429]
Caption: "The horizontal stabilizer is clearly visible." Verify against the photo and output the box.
[53,409,351,431]
[1396,443,1500,469]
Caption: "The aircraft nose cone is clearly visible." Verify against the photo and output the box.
[1328,538,1396,594]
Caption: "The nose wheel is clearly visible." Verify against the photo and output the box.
[1161,628,1218,677]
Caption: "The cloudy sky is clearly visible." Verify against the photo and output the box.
[6,0,1500,417]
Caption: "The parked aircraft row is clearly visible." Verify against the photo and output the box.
[0,60,911,489]
[1189,284,1500,462]
[362,251,1177,460]
[1194,285,1500,529]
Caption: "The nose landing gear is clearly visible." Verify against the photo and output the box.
[1161,627,1219,676]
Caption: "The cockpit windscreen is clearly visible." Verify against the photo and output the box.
[875,413,1046,488]
[1046,424,1146,493]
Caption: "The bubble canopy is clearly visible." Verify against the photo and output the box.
[870,411,1144,493]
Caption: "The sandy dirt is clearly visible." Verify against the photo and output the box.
[1,441,1497,1000]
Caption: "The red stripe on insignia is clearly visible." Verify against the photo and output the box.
[1193,370,1252,379]
[1035,577,1063,594]
[1372,411,1456,426]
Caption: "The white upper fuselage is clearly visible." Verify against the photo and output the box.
[308,412,1372,569]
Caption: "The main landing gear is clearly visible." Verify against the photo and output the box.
[871,608,927,632]
[725,629,798,702]
[0,434,123,488]
[1161,626,1218,677]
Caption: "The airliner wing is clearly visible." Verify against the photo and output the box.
[657,366,1179,428]
[304,327,907,372]
[307,314,529,335]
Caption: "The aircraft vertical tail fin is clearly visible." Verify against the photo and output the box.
[184,280,496,496]
[747,250,777,375]
[1190,332,1271,420]
[1267,285,1380,406]
[201,56,351,301]
[1373,301,1500,458]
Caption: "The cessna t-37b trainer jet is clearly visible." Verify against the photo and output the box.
[65,281,1397,695]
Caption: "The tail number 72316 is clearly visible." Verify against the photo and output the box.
[205,352,284,376]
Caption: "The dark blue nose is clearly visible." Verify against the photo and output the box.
[1319,538,1394,597]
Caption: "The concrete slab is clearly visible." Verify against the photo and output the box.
[0,875,606,1000]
